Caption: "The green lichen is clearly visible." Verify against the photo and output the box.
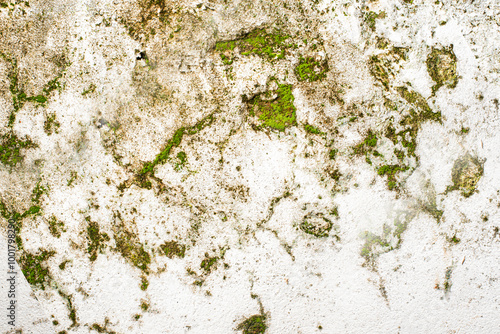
[86,217,110,262]
[396,86,432,114]
[368,55,390,89]
[435,266,454,292]
[19,249,55,290]
[294,57,328,82]
[237,315,267,334]
[90,318,117,333]
[447,235,460,244]
[329,149,338,160]
[248,82,297,131]
[447,154,483,197]
[426,46,458,93]
[160,240,186,258]
[59,260,70,270]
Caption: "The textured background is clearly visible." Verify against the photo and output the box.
[0,0,499,333]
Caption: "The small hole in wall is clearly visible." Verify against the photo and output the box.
[136,51,147,60]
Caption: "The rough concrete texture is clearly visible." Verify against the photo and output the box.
[0,0,499,333]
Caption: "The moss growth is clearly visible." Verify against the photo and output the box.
[174,151,187,171]
[368,55,391,89]
[299,214,333,238]
[426,46,458,93]
[19,249,55,290]
[368,47,408,90]
[447,235,460,244]
[58,290,77,327]
[303,123,322,135]
[361,217,410,266]
[360,231,390,258]
[140,301,149,311]
[160,240,186,258]
[237,315,267,334]
[48,215,65,238]
[0,132,37,167]
[114,224,151,273]
[447,154,483,197]
[67,171,78,186]
[140,113,215,175]
[353,129,378,155]
[59,260,70,270]
[248,82,297,131]
[86,217,110,262]
[200,253,219,273]
[82,83,96,96]
[140,276,149,291]
[215,28,291,61]
[396,86,433,114]
[44,113,61,135]
[377,165,408,190]
[329,149,338,160]
[1,52,65,128]
[365,11,385,31]
[294,57,328,82]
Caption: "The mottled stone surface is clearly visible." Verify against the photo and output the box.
[0,0,499,333]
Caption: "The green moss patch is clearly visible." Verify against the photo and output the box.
[44,113,61,135]
[86,217,110,262]
[247,83,297,131]
[365,11,385,31]
[160,240,186,258]
[377,164,408,190]
[19,249,55,290]
[426,46,458,93]
[215,28,291,61]
[114,225,151,273]
[0,132,37,167]
[140,276,149,291]
[294,57,328,82]
[140,112,215,175]
[1,52,64,127]
[299,213,334,238]
[200,253,219,273]
[353,129,378,155]
[48,216,66,238]
[237,315,267,334]
[447,154,483,197]
[303,123,323,135]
